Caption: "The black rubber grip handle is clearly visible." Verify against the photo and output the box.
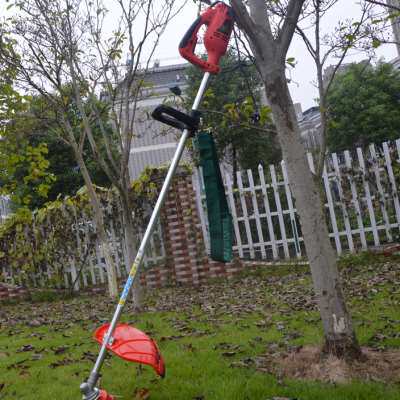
[152,105,199,131]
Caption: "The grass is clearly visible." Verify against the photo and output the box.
[0,253,400,399]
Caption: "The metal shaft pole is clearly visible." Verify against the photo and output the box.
[81,72,211,397]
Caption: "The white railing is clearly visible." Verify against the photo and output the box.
[0,196,11,224]
[1,210,165,291]
[62,220,165,291]
[195,140,400,261]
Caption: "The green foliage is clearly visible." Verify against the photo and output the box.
[0,165,167,288]
[185,51,281,171]
[0,190,95,287]
[0,138,56,208]
[0,88,112,211]
[0,39,55,209]
[327,62,400,151]
[337,251,390,269]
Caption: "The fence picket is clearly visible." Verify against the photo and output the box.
[88,254,96,286]
[322,163,342,254]
[269,164,290,259]
[8,136,400,292]
[96,244,106,284]
[332,153,354,252]
[344,151,367,249]
[193,169,210,254]
[109,221,122,278]
[258,165,278,260]
[369,144,392,241]
[307,152,315,173]
[70,259,79,291]
[226,173,244,258]
[383,142,400,230]
[237,170,255,258]
[357,147,380,246]
[247,169,267,258]
[281,161,302,258]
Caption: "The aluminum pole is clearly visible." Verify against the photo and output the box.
[81,72,211,399]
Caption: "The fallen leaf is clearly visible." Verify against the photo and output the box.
[134,388,150,399]
[17,344,35,353]
[52,345,68,355]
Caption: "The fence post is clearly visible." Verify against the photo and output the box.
[281,161,302,258]
[383,141,400,232]
[193,169,210,255]
[357,147,380,246]
[226,172,244,258]
[270,164,290,259]
[332,153,355,253]
[70,258,80,292]
[247,169,267,259]
[322,163,342,255]
[237,170,255,259]
[369,144,392,242]
[344,150,367,250]
[258,164,279,260]
[109,220,122,278]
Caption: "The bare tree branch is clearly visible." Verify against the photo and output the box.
[278,0,307,60]
[366,0,400,11]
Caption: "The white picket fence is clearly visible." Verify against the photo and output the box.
[2,209,165,291]
[59,224,165,291]
[195,140,400,261]
[0,196,11,224]
[62,221,166,291]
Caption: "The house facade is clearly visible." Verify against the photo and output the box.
[128,63,190,180]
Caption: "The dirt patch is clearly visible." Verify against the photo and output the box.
[259,345,400,384]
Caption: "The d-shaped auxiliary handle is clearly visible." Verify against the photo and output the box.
[151,105,200,133]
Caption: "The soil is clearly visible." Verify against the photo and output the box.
[258,345,400,384]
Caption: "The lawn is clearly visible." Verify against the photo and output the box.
[1,253,399,400]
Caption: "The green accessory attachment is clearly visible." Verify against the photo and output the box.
[195,132,233,263]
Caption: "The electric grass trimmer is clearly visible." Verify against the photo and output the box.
[79,2,234,399]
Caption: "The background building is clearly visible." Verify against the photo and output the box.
[127,63,190,180]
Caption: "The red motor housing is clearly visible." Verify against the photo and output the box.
[179,3,234,74]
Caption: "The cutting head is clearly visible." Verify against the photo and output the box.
[98,390,115,400]
[80,383,115,400]
[94,323,166,377]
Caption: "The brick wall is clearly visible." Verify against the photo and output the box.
[0,283,29,302]
[141,169,244,288]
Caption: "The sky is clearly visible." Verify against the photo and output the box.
[1,0,398,111]
[152,0,398,111]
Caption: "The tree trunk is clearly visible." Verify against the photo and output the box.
[120,192,142,310]
[73,146,119,298]
[261,68,361,358]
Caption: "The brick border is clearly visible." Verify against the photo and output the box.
[0,283,29,302]
[140,169,244,288]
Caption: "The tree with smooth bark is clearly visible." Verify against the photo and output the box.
[0,0,184,301]
[230,0,361,359]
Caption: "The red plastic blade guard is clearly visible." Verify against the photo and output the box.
[94,323,165,377]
